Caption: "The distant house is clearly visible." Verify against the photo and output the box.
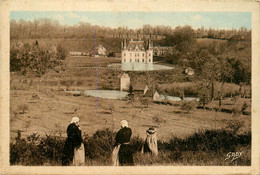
[153,91,160,101]
[185,67,195,76]
[97,45,107,56]
[70,52,89,57]
[153,46,174,57]
[115,53,121,58]
[132,82,154,99]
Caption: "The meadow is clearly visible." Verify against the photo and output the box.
[10,56,251,166]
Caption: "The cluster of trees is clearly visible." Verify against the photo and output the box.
[10,41,67,76]
[162,26,251,108]
[10,19,251,40]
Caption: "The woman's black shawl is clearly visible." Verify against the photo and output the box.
[115,127,134,166]
[62,123,82,165]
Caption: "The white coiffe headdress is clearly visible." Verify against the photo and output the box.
[70,116,80,124]
[120,120,128,128]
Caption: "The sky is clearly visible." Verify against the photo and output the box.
[10,11,251,30]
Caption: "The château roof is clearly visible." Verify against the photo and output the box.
[126,40,146,51]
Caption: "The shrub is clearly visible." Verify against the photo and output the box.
[130,136,144,154]
[181,101,197,113]
[152,116,166,127]
[83,129,115,160]
[232,107,241,117]
[241,102,248,112]
[10,131,65,165]
[10,128,251,166]
[18,104,29,114]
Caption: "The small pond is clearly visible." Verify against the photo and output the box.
[67,90,129,100]
[108,63,174,71]
[67,90,199,101]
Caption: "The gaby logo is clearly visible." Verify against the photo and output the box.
[225,152,243,162]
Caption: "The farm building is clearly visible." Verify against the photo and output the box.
[132,82,154,100]
[121,39,153,64]
[185,67,195,76]
[153,91,160,101]
[153,46,175,57]
[120,73,130,91]
[70,52,89,56]
[96,45,107,57]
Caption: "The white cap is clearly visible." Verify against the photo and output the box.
[120,120,128,128]
[70,116,80,124]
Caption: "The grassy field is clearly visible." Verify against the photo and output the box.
[10,56,251,165]
[10,57,251,140]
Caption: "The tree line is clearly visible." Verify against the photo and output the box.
[10,19,251,40]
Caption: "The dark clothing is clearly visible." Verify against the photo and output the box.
[115,127,132,145]
[115,127,134,166]
[143,141,151,153]
[118,144,134,166]
[62,123,82,165]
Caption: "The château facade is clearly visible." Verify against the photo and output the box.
[121,39,153,63]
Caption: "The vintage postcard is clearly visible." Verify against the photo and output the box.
[0,0,260,174]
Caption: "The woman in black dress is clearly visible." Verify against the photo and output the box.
[62,117,84,165]
[113,120,134,166]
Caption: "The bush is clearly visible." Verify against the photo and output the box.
[10,131,65,165]
[18,104,29,114]
[181,101,197,113]
[164,129,250,153]
[10,128,251,166]
[83,129,114,160]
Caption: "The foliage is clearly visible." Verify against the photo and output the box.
[10,42,67,76]
[241,102,248,112]
[10,131,65,165]
[197,83,212,109]
[107,51,115,57]
[152,116,166,127]
[56,44,67,60]
[18,104,29,114]
[181,101,197,113]
[10,128,251,166]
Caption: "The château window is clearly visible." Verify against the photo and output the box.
[142,59,144,62]
[124,53,126,57]
[130,59,132,62]
[149,59,151,62]
[135,53,137,57]
[124,59,126,62]
[142,53,144,57]
[137,59,139,62]
[149,53,151,56]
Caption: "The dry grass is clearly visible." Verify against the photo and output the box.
[10,56,251,141]
[10,88,251,141]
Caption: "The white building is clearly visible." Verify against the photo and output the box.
[120,73,130,91]
[121,39,153,63]
[97,45,106,56]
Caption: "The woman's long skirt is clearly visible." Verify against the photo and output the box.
[73,143,85,166]
[118,144,134,166]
